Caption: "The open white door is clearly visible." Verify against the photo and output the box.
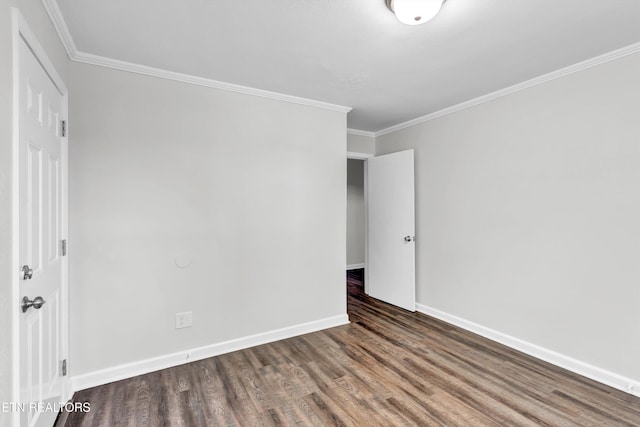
[16,15,69,427]
[367,150,415,311]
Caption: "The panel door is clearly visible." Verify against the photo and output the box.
[367,150,416,311]
[18,35,66,427]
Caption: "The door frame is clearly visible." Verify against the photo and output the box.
[11,8,70,422]
[346,152,372,294]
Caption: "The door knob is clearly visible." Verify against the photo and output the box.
[404,236,415,243]
[21,265,33,280]
[22,296,45,313]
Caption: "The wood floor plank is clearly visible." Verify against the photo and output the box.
[58,270,640,426]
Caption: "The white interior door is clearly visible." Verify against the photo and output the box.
[367,150,416,311]
[18,33,67,427]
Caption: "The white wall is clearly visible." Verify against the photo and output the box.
[376,52,640,383]
[347,159,365,267]
[347,132,375,156]
[0,1,68,425]
[69,62,347,378]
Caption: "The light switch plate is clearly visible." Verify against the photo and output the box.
[175,311,193,329]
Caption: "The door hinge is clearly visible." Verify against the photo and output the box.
[61,120,67,137]
[61,359,67,376]
[60,239,67,256]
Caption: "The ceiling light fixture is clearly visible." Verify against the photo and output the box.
[386,0,445,25]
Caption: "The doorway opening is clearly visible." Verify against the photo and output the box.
[347,149,416,312]
[347,158,366,272]
[346,152,371,301]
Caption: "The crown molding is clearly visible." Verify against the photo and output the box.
[71,51,352,113]
[375,41,640,137]
[41,0,78,57]
[347,128,376,138]
[42,0,640,129]
[41,0,351,114]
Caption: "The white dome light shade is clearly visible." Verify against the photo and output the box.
[387,0,445,25]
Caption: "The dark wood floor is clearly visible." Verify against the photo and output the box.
[60,270,640,426]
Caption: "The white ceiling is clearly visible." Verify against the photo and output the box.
[56,0,640,132]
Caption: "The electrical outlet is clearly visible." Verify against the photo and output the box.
[175,311,193,329]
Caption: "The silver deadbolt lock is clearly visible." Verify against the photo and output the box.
[22,296,45,313]
[21,265,33,280]
[404,236,415,243]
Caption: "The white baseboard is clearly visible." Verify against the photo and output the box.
[416,303,640,398]
[71,314,349,392]
[346,263,365,270]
